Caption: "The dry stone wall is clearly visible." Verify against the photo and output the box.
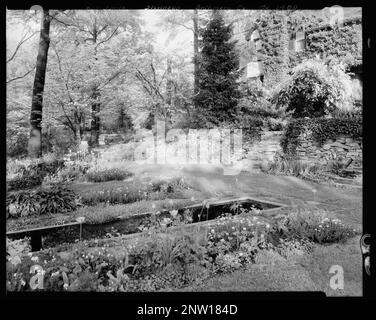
[295,131,362,167]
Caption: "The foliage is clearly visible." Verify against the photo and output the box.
[7,130,29,158]
[281,117,362,155]
[265,118,286,131]
[75,176,193,206]
[7,156,65,191]
[240,10,361,89]
[42,126,77,156]
[6,204,358,291]
[248,10,290,89]
[85,168,133,183]
[276,208,359,244]
[6,185,79,219]
[193,10,241,127]
[6,237,31,267]
[261,152,317,177]
[42,162,89,185]
[149,176,193,194]
[273,59,354,118]
[289,14,362,68]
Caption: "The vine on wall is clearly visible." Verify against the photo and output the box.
[240,11,362,87]
[281,117,362,155]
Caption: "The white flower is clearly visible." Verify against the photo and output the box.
[76,216,85,224]
[20,279,26,286]
[31,256,39,262]
[63,283,69,290]
[170,210,178,218]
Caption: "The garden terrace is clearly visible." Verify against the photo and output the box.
[7,197,286,251]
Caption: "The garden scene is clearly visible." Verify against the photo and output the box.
[6,8,362,295]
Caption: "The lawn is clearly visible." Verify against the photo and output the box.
[178,237,362,296]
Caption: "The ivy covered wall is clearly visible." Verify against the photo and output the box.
[289,16,362,69]
[246,10,290,89]
[241,10,362,89]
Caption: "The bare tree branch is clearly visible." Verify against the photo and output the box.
[7,31,38,63]
[6,66,35,84]
[95,26,120,50]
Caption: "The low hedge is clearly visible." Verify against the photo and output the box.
[281,117,362,155]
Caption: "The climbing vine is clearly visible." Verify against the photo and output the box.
[281,117,362,155]
[241,11,362,88]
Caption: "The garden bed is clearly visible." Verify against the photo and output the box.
[7,197,285,251]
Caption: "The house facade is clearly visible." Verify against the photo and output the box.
[237,7,362,103]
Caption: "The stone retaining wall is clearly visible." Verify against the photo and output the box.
[246,131,283,169]
[295,131,362,167]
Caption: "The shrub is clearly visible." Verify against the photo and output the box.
[85,168,133,183]
[261,153,313,177]
[7,157,65,191]
[6,237,31,266]
[273,59,354,118]
[7,130,29,158]
[6,185,79,219]
[276,209,358,244]
[265,118,286,131]
[149,176,192,194]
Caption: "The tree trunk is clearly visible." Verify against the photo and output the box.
[28,9,51,158]
[90,89,100,146]
[90,21,100,147]
[193,9,199,106]
[166,58,173,106]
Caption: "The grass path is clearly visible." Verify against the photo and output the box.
[129,164,362,228]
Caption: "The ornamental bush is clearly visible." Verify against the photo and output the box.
[7,157,65,191]
[277,209,359,244]
[6,185,79,219]
[273,59,354,118]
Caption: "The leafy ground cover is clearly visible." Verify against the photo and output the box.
[6,206,360,292]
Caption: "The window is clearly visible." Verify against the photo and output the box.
[250,30,260,42]
[246,61,263,79]
[252,30,262,52]
[295,31,306,52]
[288,30,306,52]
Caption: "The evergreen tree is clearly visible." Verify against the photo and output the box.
[193,10,241,128]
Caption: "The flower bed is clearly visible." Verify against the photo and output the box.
[6,207,359,292]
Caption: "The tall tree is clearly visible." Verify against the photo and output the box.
[47,10,142,147]
[159,10,211,108]
[194,10,241,127]
[193,9,199,100]
[28,9,53,158]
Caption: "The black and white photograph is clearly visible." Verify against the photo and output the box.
[5,4,367,300]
